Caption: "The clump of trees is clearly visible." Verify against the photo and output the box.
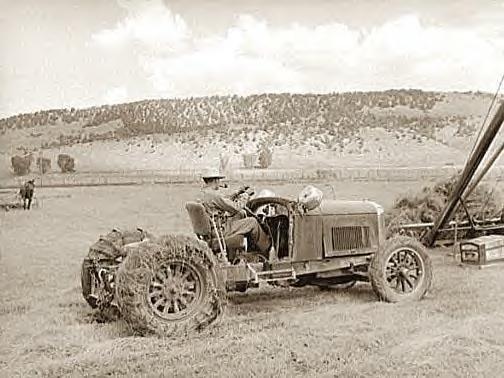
[10,153,77,175]
[241,142,274,170]
[242,153,257,169]
[36,157,51,174]
[57,154,75,173]
[11,154,33,176]
[257,143,273,169]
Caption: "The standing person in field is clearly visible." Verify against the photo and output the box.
[20,179,35,210]
[198,168,271,256]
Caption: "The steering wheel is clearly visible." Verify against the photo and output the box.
[244,206,261,221]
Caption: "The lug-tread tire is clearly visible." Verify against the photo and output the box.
[115,234,226,337]
[370,236,432,303]
[81,259,98,309]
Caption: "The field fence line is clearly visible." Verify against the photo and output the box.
[1,166,504,189]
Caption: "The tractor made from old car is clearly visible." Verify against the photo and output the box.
[81,187,432,336]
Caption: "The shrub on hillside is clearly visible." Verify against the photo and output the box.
[11,154,32,176]
[57,154,75,173]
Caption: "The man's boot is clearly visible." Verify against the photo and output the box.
[268,245,278,263]
[217,251,230,266]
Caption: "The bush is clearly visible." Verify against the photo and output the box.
[11,155,32,176]
[36,157,51,174]
[57,154,75,173]
[257,144,273,169]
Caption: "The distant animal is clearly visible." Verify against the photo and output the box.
[19,180,35,210]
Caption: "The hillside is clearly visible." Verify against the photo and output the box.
[1,90,502,177]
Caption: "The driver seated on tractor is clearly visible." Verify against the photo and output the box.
[197,168,271,260]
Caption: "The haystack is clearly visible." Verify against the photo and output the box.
[386,175,502,238]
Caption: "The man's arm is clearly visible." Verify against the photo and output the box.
[203,191,242,215]
[213,194,241,215]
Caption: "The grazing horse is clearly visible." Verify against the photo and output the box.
[19,180,35,210]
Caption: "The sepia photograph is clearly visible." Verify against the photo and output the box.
[2,0,504,376]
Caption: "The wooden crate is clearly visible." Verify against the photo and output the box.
[460,235,504,266]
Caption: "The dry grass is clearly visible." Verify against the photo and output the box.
[2,181,504,377]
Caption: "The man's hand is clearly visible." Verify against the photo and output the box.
[237,192,250,201]
[237,185,253,196]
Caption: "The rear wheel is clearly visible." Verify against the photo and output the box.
[369,236,432,302]
[81,259,98,308]
[81,259,117,310]
[115,235,226,337]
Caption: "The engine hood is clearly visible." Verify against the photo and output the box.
[304,199,384,216]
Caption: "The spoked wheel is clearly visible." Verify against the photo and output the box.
[115,235,226,337]
[147,261,204,321]
[81,259,117,310]
[385,248,423,295]
[370,236,432,302]
[81,259,99,309]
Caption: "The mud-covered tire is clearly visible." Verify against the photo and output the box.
[115,234,226,337]
[81,259,98,309]
[369,236,432,303]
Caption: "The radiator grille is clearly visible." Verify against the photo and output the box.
[331,226,370,251]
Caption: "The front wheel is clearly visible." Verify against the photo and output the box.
[115,235,226,337]
[369,236,432,303]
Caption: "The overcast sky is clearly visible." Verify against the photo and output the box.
[1,0,504,118]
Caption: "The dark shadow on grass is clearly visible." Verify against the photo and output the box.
[74,285,377,338]
[81,306,121,324]
[0,302,31,316]
[57,300,88,309]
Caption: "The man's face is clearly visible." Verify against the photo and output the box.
[211,178,221,190]
[203,178,221,190]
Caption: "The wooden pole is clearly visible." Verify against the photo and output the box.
[423,101,504,247]
[461,139,504,201]
[39,149,43,188]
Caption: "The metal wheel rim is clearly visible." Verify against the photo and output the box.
[384,247,425,295]
[147,261,203,321]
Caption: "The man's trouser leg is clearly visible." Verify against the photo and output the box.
[226,218,270,252]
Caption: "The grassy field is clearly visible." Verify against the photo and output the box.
[2,181,504,377]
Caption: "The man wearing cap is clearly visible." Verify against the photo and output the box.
[198,168,271,257]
